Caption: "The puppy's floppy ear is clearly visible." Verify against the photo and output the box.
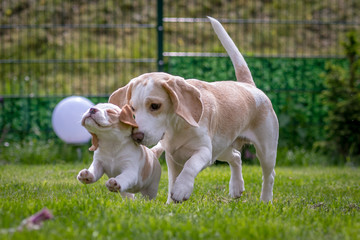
[89,133,99,151]
[162,77,203,127]
[119,104,138,127]
[108,83,133,108]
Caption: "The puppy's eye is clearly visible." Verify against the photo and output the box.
[131,106,135,111]
[150,103,161,111]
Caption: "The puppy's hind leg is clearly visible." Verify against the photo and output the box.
[140,161,162,200]
[140,178,160,200]
[218,147,245,199]
[256,145,276,202]
[252,112,278,202]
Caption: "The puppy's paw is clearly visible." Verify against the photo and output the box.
[106,178,121,192]
[229,180,245,198]
[229,187,245,199]
[170,180,194,203]
[77,169,95,184]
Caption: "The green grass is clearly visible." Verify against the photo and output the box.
[0,163,359,239]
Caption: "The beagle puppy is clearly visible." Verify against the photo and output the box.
[77,103,163,200]
[109,17,279,203]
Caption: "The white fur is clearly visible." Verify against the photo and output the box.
[77,103,162,200]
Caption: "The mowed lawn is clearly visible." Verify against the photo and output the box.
[0,163,359,240]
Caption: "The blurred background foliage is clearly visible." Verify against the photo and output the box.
[317,31,360,164]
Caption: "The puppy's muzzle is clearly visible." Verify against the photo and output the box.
[132,132,144,144]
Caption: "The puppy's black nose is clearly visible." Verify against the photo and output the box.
[132,132,144,143]
[89,108,97,114]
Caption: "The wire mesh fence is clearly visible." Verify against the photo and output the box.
[0,0,359,148]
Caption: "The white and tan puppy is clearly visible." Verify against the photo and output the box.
[109,17,279,203]
[77,103,163,200]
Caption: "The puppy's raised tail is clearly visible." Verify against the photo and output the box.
[208,16,255,86]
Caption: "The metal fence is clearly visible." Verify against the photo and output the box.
[1,0,359,148]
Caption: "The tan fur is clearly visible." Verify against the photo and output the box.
[141,145,151,181]
[186,79,257,138]
[89,133,99,151]
[162,76,203,127]
[249,102,271,129]
[119,104,138,127]
[235,65,254,86]
[108,83,132,107]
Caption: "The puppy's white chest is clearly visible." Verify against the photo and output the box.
[104,160,122,178]
[96,152,124,178]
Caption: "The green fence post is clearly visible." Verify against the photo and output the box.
[157,0,164,72]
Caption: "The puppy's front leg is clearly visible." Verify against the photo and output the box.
[171,146,212,203]
[77,160,104,184]
[106,170,137,193]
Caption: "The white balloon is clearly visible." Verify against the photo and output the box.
[52,96,94,144]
